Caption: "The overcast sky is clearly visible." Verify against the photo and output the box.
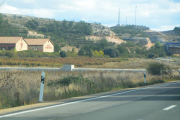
[0,0,180,31]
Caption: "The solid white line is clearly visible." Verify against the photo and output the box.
[163,105,177,111]
[0,81,179,118]
[0,89,137,118]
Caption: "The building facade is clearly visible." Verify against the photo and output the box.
[24,39,54,52]
[0,37,54,52]
[166,42,180,54]
[0,37,28,51]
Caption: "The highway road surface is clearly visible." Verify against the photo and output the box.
[0,82,180,120]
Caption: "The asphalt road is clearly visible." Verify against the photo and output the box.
[0,82,180,120]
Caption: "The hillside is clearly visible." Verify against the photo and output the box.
[0,13,168,59]
[144,30,169,43]
[1,13,125,48]
[111,25,180,45]
[1,13,179,51]
[162,27,180,42]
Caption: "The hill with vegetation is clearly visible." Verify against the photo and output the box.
[0,14,28,37]
[1,13,123,48]
[0,13,173,59]
[111,25,180,44]
[162,26,180,42]
[111,25,149,38]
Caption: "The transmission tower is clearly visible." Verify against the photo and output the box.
[135,6,137,26]
[117,8,120,26]
[126,16,127,25]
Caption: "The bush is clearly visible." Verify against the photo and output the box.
[48,75,92,87]
[5,51,15,58]
[147,62,172,76]
[104,47,119,58]
[148,53,155,58]
[60,51,68,58]
[78,49,86,56]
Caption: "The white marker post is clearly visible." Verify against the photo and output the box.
[144,71,146,83]
[179,70,180,78]
[39,71,45,102]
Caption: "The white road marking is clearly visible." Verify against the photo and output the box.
[163,105,177,111]
[0,81,179,118]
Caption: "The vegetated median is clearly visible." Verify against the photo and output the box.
[0,62,179,110]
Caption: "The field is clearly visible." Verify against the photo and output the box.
[0,58,179,109]
[0,57,127,67]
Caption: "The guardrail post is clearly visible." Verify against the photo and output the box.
[39,71,45,102]
[144,71,146,83]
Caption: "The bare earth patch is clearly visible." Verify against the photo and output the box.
[144,38,154,49]
[27,31,45,38]
[86,36,126,45]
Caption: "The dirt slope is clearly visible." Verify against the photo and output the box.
[85,36,126,44]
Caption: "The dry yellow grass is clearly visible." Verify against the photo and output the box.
[0,58,179,109]
[84,58,180,69]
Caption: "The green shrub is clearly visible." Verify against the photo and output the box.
[78,49,86,56]
[147,62,172,76]
[148,53,155,58]
[104,47,119,58]
[48,75,92,87]
[5,51,15,58]
[60,51,68,58]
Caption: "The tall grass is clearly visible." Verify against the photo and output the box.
[0,70,179,109]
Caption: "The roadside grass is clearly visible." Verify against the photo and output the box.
[87,58,179,69]
[0,70,179,110]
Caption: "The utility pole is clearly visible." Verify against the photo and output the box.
[117,8,120,26]
[126,16,127,25]
[135,6,137,26]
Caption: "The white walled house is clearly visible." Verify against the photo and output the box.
[24,39,54,52]
[0,37,28,51]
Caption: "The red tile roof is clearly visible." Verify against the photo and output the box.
[0,37,23,44]
[24,39,50,45]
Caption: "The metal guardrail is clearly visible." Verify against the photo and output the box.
[72,68,146,72]
[0,66,147,83]
[0,67,63,71]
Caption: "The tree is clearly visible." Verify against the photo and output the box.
[71,48,75,53]
[54,43,60,52]
[147,62,172,76]
[117,45,129,55]
[155,41,161,49]
[74,21,93,35]
[41,27,48,33]
[85,49,93,57]
[93,50,99,57]
[25,20,39,29]
[104,47,119,58]
[68,21,74,28]
[88,50,93,57]
[62,19,68,31]
[78,48,86,56]
[96,39,109,51]
[60,51,68,58]
[148,53,155,58]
